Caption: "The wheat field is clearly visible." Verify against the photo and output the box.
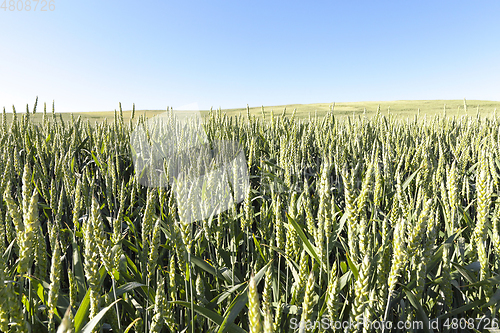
[0,102,500,333]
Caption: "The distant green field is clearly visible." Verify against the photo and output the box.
[217,99,500,120]
[4,99,500,123]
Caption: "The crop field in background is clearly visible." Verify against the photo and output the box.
[3,99,500,124]
[1,101,500,333]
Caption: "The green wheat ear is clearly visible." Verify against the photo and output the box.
[248,274,262,333]
[299,270,316,332]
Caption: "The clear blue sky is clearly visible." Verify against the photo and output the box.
[1,0,499,112]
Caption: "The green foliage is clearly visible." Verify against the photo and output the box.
[1,105,500,332]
